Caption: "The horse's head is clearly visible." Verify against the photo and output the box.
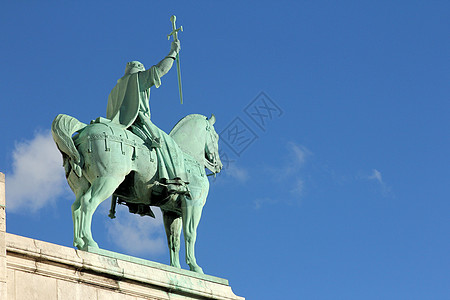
[205,114,223,174]
[170,114,223,174]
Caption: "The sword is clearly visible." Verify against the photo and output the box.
[167,15,183,104]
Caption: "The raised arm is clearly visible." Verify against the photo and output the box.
[155,40,180,77]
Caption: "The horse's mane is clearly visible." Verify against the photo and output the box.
[169,114,208,158]
[169,114,207,137]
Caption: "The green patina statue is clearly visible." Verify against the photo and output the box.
[51,16,222,274]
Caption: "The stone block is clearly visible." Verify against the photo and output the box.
[0,210,5,233]
[6,251,38,273]
[97,289,138,300]
[117,258,167,285]
[0,254,6,281]
[117,279,171,299]
[6,233,40,256]
[0,232,6,255]
[78,269,120,290]
[6,269,15,300]
[0,282,6,300]
[15,270,57,300]
[77,249,123,277]
[35,260,78,281]
[56,279,98,300]
[35,239,82,267]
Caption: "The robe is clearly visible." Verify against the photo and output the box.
[107,66,187,182]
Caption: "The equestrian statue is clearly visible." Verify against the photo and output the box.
[51,16,222,274]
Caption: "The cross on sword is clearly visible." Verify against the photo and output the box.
[167,15,184,104]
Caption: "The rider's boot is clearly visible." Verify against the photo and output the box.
[166,178,189,195]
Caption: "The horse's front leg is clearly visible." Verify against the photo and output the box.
[163,209,182,269]
[181,194,205,274]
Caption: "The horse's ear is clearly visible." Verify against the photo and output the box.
[208,114,216,126]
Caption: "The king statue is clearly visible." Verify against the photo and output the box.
[51,16,223,272]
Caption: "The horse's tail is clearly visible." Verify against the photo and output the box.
[51,114,87,177]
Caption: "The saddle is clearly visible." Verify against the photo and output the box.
[88,118,191,219]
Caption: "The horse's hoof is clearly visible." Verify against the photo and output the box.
[73,238,85,250]
[82,238,99,250]
[189,265,204,274]
[87,241,99,249]
[170,262,182,269]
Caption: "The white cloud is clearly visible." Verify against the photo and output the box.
[290,178,304,195]
[283,142,312,176]
[252,142,311,209]
[6,131,70,213]
[226,163,249,182]
[288,142,310,167]
[364,169,392,197]
[285,143,310,199]
[253,197,279,210]
[368,169,383,184]
[105,206,166,256]
[211,162,249,185]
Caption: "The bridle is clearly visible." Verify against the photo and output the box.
[205,121,221,176]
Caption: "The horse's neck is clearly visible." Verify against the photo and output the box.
[183,137,205,165]
[172,121,205,165]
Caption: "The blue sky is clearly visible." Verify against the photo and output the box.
[1,1,449,299]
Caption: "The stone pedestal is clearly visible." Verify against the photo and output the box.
[5,234,243,300]
[0,172,244,299]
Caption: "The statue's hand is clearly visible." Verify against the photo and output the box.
[171,40,181,54]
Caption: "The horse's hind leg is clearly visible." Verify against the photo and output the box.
[163,209,182,269]
[72,193,87,249]
[79,176,124,250]
[67,172,90,250]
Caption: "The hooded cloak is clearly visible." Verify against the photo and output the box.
[107,65,161,127]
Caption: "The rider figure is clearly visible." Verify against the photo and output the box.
[106,40,188,194]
